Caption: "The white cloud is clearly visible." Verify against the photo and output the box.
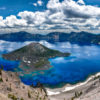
[0,7,6,10]
[37,0,43,6]
[77,0,85,5]
[0,0,100,34]
[33,3,37,7]
[1,15,27,28]
[47,0,100,18]
[0,40,33,52]
[33,0,43,7]
[18,11,47,26]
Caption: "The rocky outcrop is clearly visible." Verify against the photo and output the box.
[0,69,48,100]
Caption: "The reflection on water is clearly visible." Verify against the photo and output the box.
[0,40,100,87]
[0,56,20,71]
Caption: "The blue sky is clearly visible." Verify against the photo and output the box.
[0,0,100,34]
[0,0,100,17]
[0,0,47,17]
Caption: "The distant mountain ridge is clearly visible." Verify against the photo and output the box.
[0,31,100,45]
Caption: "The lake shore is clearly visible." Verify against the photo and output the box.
[46,72,100,100]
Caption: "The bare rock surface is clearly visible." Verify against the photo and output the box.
[0,70,48,100]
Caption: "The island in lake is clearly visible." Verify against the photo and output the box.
[1,42,100,100]
[2,43,70,71]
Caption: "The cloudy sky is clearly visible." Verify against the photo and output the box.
[0,0,100,34]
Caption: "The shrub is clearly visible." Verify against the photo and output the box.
[28,90,31,98]
[6,78,8,81]
[20,97,24,100]
[0,78,3,82]
[8,94,17,100]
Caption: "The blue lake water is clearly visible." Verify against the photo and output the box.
[0,40,100,87]
[0,56,19,71]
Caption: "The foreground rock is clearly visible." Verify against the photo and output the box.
[0,70,48,100]
[1,68,100,100]
[2,43,70,72]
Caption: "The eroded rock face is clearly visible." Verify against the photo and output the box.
[0,70,48,100]
[2,43,70,71]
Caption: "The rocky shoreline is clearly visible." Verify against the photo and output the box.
[1,65,100,100]
[46,72,100,100]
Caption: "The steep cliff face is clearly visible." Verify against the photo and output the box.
[0,70,48,100]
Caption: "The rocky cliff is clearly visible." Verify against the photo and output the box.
[0,69,48,100]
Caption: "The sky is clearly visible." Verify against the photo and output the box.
[0,0,100,34]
